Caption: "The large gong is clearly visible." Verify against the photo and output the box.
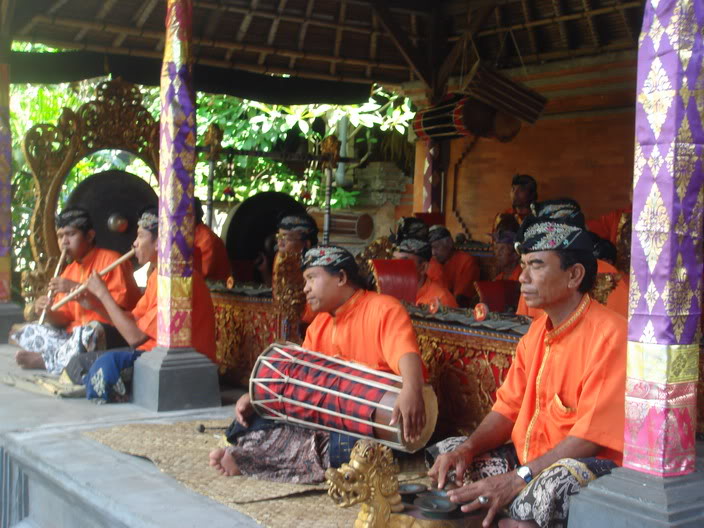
[64,170,158,255]
[224,191,306,261]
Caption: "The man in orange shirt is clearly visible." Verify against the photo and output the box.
[13,207,140,374]
[428,216,626,528]
[392,238,458,308]
[80,208,216,402]
[493,230,521,281]
[210,245,427,482]
[193,198,232,282]
[428,225,480,306]
[493,174,538,230]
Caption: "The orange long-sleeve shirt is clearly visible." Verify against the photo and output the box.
[440,250,480,301]
[53,247,141,332]
[517,260,628,319]
[302,289,422,375]
[132,269,216,362]
[494,264,522,281]
[194,223,232,282]
[493,295,627,465]
[586,208,631,246]
[416,278,458,308]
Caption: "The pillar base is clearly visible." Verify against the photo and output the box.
[568,443,704,528]
[0,302,25,344]
[132,346,221,412]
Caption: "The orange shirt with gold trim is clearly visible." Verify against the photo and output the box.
[302,289,423,375]
[416,279,458,309]
[53,247,141,333]
[492,295,627,465]
[131,269,216,362]
[194,223,232,282]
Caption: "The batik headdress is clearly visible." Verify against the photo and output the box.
[395,238,432,261]
[302,245,357,271]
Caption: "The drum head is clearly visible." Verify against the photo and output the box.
[65,170,158,255]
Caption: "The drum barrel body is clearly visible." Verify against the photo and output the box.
[250,343,437,452]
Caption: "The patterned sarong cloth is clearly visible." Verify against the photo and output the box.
[227,422,331,484]
[252,347,392,437]
[11,322,106,375]
[83,349,142,403]
[426,437,616,528]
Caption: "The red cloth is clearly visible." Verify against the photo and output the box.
[194,223,232,281]
[252,346,395,437]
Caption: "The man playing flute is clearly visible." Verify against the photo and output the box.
[13,207,140,374]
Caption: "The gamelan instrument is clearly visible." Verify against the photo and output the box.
[250,343,438,452]
[50,248,136,311]
[369,259,418,304]
[38,248,68,325]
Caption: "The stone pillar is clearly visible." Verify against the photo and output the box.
[569,0,704,525]
[133,0,219,411]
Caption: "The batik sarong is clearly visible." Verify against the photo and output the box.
[426,437,616,528]
[11,322,106,375]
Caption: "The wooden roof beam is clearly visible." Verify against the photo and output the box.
[330,0,347,75]
[17,0,67,35]
[551,0,571,49]
[259,0,287,65]
[366,12,378,78]
[613,0,635,43]
[74,0,119,42]
[434,5,495,98]
[113,0,159,48]
[581,0,601,48]
[519,0,539,58]
[288,0,314,70]
[372,0,431,89]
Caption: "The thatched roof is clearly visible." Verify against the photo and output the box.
[8,0,645,100]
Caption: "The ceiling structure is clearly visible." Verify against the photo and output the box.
[5,0,646,103]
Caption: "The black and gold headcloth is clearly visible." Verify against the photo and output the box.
[515,215,593,254]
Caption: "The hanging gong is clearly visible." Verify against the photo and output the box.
[223,191,306,262]
[64,170,158,256]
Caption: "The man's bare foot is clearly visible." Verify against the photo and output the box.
[15,350,46,370]
[208,447,242,476]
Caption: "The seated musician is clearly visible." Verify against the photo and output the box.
[494,174,538,230]
[428,214,626,528]
[492,215,521,281]
[516,199,628,319]
[428,225,480,307]
[209,245,427,483]
[392,238,458,308]
[193,197,232,282]
[13,207,141,374]
[79,208,216,402]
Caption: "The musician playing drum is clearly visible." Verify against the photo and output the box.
[209,245,428,483]
[13,207,141,374]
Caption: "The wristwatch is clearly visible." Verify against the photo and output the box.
[516,465,533,484]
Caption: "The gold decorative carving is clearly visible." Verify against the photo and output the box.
[203,123,223,161]
[326,440,452,528]
[272,250,306,338]
[591,273,621,306]
[23,78,159,273]
[356,237,395,289]
[615,212,631,276]
[636,183,669,273]
[320,135,341,169]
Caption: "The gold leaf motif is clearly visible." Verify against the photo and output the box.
[688,187,704,243]
[678,114,693,143]
[674,142,697,202]
[646,12,666,50]
[641,320,657,344]
[638,56,676,140]
[674,211,688,244]
[635,184,670,273]
[633,142,646,187]
[645,280,660,313]
[665,0,697,60]
[661,254,695,342]
[628,268,641,320]
[647,144,665,178]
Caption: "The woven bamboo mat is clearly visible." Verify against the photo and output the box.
[84,420,430,527]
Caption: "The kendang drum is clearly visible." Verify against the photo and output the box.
[250,343,438,452]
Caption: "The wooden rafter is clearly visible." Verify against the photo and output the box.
[551,0,571,49]
[28,14,409,71]
[331,0,346,75]
[73,0,118,42]
[473,2,642,39]
[289,0,315,70]
[17,0,67,35]
[372,0,431,88]
[113,0,159,48]
[434,5,495,97]
[259,0,287,65]
[581,0,601,48]
[519,0,539,57]
[236,0,259,43]
[613,0,635,43]
[366,12,378,78]
[27,36,397,85]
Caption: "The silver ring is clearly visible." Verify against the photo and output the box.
[477,495,489,505]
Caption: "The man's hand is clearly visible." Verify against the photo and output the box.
[48,277,79,293]
[390,384,425,444]
[84,272,110,301]
[428,444,474,490]
[235,393,254,427]
[34,295,50,315]
[447,471,525,528]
